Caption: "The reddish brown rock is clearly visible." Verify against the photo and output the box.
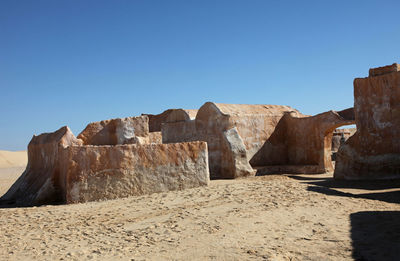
[162,102,300,178]
[1,121,209,206]
[143,109,197,132]
[252,108,354,174]
[331,128,356,153]
[148,132,162,144]
[77,116,149,145]
[61,142,209,203]
[369,63,400,77]
[166,109,197,123]
[0,126,81,206]
[334,64,400,179]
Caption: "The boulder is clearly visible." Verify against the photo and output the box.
[334,64,400,179]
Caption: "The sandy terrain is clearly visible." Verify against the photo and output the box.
[0,167,26,195]
[1,164,399,260]
[0,150,27,168]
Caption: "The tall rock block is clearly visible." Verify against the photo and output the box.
[334,63,400,179]
[0,127,81,206]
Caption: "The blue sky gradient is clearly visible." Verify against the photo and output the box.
[1,0,399,150]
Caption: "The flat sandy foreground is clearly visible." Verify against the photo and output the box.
[1,166,400,260]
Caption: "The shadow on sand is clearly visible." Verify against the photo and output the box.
[350,211,400,261]
[0,198,63,209]
[287,175,400,204]
[288,175,400,259]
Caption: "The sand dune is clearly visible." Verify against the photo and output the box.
[0,150,27,168]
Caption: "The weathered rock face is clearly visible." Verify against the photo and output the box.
[166,109,197,123]
[1,124,209,206]
[252,108,354,174]
[162,102,300,178]
[61,142,209,203]
[331,128,356,153]
[0,127,81,206]
[148,132,162,144]
[334,64,400,179]
[143,109,197,132]
[77,116,149,145]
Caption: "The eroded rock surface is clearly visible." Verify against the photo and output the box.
[0,127,81,206]
[252,108,354,174]
[162,102,300,178]
[331,128,356,160]
[78,116,149,145]
[334,64,400,179]
[61,142,209,203]
[1,123,209,206]
[143,109,197,132]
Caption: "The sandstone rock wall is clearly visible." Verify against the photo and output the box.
[78,116,149,145]
[162,102,300,178]
[0,127,81,206]
[331,128,356,153]
[252,109,354,174]
[61,142,209,203]
[334,64,400,179]
[1,126,209,206]
[148,132,162,144]
[143,109,197,132]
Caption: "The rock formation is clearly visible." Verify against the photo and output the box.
[1,127,81,206]
[251,108,354,174]
[334,63,400,179]
[162,102,301,178]
[61,142,209,203]
[1,124,209,206]
[143,109,197,132]
[77,116,150,145]
[4,85,380,206]
[331,128,356,160]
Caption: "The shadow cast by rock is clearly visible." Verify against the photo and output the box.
[308,186,400,204]
[286,174,400,204]
[350,211,400,261]
[288,174,400,191]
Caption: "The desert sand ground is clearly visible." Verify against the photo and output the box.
[0,150,27,168]
[0,156,399,260]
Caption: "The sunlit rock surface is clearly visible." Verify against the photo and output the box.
[251,108,354,174]
[61,142,209,204]
[335,64,400,179]
[162,102,300,178]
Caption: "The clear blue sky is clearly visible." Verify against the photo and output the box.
[1,0,399,150]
